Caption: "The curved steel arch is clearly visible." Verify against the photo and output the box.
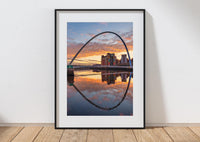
[69,31,132,66]
[72,74,132,111]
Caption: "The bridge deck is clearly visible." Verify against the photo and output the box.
[73,65,133,70]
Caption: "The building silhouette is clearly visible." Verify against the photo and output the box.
[121,54,127,64]
[101,53,116,66]
[101,53,133,66]
[101,71,130,84]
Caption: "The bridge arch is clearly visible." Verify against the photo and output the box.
[69,31,132,66]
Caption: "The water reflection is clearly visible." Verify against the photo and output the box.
[101,70,131,84]
[67,70,133,116]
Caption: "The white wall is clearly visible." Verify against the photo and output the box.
[0,0,200,124]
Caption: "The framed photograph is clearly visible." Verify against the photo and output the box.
[55,9,145,128]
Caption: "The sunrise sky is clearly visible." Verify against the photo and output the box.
[67,22,133,65]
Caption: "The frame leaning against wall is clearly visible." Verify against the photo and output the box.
[55,9,146,129]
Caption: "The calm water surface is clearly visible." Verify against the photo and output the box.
[67,69,133,116]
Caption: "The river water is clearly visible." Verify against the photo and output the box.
[67,69,133,116]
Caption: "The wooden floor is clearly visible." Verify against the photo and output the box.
[1,126,200,142]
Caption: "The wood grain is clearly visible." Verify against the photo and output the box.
[0,127,23,142]
[189,127,200,138]
[12,126,42,142]
[113,129,137,142]
[164,127,200,142]
[133,128,172,142]
[60,129,87,142]
[33,127,63,142]
[1,126,200,142]
[87,129,113,142]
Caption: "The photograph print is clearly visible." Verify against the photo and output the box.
[56,10,145,128]
[67,22,133,116]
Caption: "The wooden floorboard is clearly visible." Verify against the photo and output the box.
[164,127,200,142]
[12,126,42,142]
[190,127,200,138]
[33,127,63,142]
[87,129,113,142]
[60,129,87,142]
[133,128,173,142]
[0,127,23,142]
[1,126,200,142]
[113,129,137,142]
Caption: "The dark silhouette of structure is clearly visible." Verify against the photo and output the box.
[101,53,133,66]
[101,53,117,66]
[69,31,132,66]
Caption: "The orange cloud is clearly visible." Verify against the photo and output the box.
[67,41,133,59]
[97,29,101,32]
[125,37,132,41]
[89,95,98,100]
[99,22,107,25]
[87,33,95,37]
[103,96,110,101]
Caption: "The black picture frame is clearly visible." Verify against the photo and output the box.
[55,9,145,129]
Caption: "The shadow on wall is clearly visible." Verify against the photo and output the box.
[146,12,166,125]
[0,116,5,126]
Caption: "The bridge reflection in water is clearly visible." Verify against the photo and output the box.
[67,69,133,116]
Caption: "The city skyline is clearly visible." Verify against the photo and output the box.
[101,53,133,66]
[67,22,133,66]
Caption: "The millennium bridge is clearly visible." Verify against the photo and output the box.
[67,31,133,76]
